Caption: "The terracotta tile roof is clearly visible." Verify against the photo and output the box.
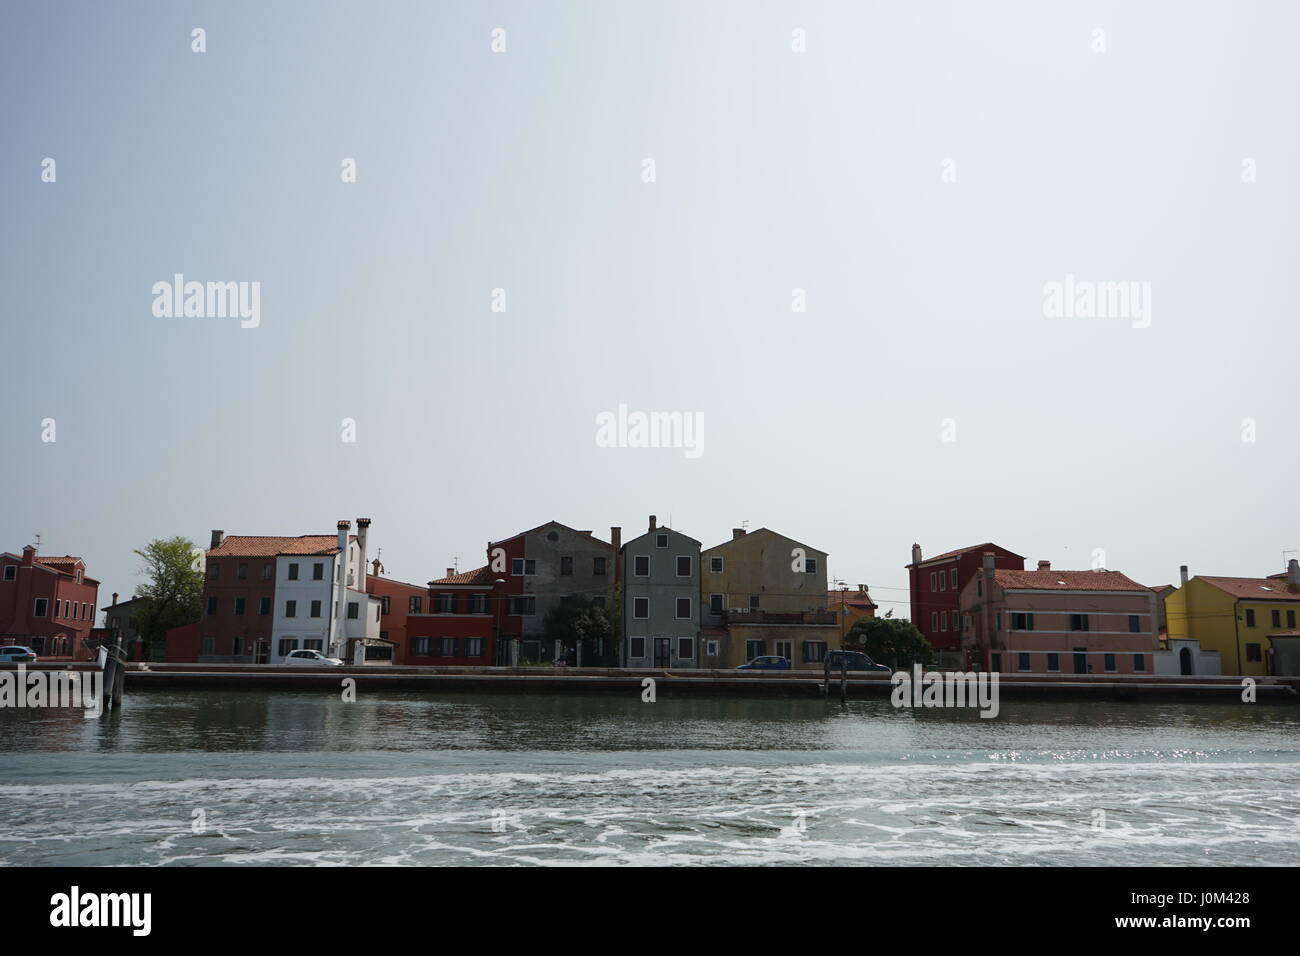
[1151,584,1175,595]
[1198,576,1300,602]
[908,542,1024,567]
[827,589,877,609]
[35,555,84,569]
[993,569,1150,592]
[208,535,350,558]
[430,565,498,586]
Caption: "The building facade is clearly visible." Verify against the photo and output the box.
[959,556,1159,674]
[1164,560,1300,677]
[0,545,100,658]
[907,542,1024,658]
[622,516,701,667]
[367,560,432,665]
[699,527,837,669]
[407,566,503,665]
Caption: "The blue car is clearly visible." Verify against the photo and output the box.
[0,645,38,663]
[738,656,791,670]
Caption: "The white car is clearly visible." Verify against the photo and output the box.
[282,649,344,666]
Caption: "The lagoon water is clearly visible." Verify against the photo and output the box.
[1,690,1298,866]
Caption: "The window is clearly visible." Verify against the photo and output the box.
[1133,654,1146,672]
[1289,610,1297,628]
[1011,612,1034,631]
[560,556,573,576]
[437,638,459,657]
[745,640,764,661]
[677,638,694,659]
[937,571,945,591]
[288,563,299,580]
[675,597,692,619]
[262,563,273,580]
[512,558,537,576]
[410,637,433,656]
[1245,609,1256,627]
[1103,653,1116,672]
[1271,609,1282,627]
[1018,653,1030,671]
[749,595,760,610]
[347,602,359,619]
[466,638,485,657]
[1247,643,1262,662]
[34,597,49,617]
[709,593,723,614]
[977,579,983,597]
[950,568,958,589]
[409,596,422,614]
[630,637,646,659]
[940,611,948,631]
[205,597,217,616]
[802,641,828,663]
[1070,614,1089,632]
[285,600,297,618]
[234,597,246,616]
[277,638,298,657]
[2,566,15,581]
[775,640,792,660]
[676,556,692,577]
[259,597,271,616]
[1125,615,1139,633]
[1046,653,1060,672]
[237,563,248,580]
[706,640,719,656]
[437,593,456,613]
[710,557,724,573]
[202,636,215,655]
[990,653,1001,672]
[310,600,322,618]
[304,639,322,651]
[232,636,244,656]
[805,557,818,574]
[313,562,324,580]
[208,561,219,580]
[930,572,937,590]
[931,612,938,631]
[656,534,668,549]
[508,596,536,615]
[633,597,649,619]
[634,555,649,577]
[594,556,607,576]
[55,600,61,618]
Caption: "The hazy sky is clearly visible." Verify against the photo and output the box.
[3,1,1297,617]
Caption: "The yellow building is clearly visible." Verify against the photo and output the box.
[699,527,838,670]
[1165,563,1300,676]
[828,585,877,644]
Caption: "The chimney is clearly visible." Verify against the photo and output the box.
[982,552,995,573]
[355,519,371,593]
[21,545,35,567]
[371,557,382,577]
[858,584,868,593]
[1179,564,1189,586]
[649,515,657,531]
[610,526,621,553]
[330,521,351,658]
[911,543,922,565]
[1037,560,1051,571]
[446,568,456,578]
[111,592,119,606]
[1289,558,1299,590]
[732,528,746,540]
[210,530,224,550]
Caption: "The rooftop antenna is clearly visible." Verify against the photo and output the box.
[741,520,750,530]
[34,532,41,550]
[453,556,459,573]
[1285,549,1297,571]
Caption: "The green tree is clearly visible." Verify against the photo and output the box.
[542,595,613,666]
[131,536,204,660]
[845,616,933,670]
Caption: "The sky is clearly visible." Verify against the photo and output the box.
[2,1,1297,618]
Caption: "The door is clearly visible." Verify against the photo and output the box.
[653,638,671,667]
[1179,646,1193,675]
[1073,649,1088,674]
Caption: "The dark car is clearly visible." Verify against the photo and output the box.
[824,650,890,673]
[737,656,791,670]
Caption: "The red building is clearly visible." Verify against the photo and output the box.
[907,542,1024,656]
[366,559,431,664]
[406,566,506,665]
[0,544,101,658]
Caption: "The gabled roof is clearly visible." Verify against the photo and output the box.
[490,520,610,548]
[993,569,1150,592]
[701,527,824,555]
[621,525,702,549]
[1197,576,1300,602]
[827,589,877,610]
[208,535,351,558]
[429,565,498,586]
[907,542,1024,568]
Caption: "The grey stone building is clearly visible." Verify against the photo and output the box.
[621,516,701,668]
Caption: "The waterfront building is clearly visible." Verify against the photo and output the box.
[621,516,701,667]
[828,584,877,642]
[1164,559,1300,677]
[407,565,504,665]
[0,543,100,658]
[907,542,1024,661]
[700,527,837,670]
[958,554,1159,674]
[366,560,430,664]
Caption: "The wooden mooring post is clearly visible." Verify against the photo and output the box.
[99,627,126,717]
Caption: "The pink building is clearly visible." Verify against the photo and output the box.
[959,554,1158,674]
